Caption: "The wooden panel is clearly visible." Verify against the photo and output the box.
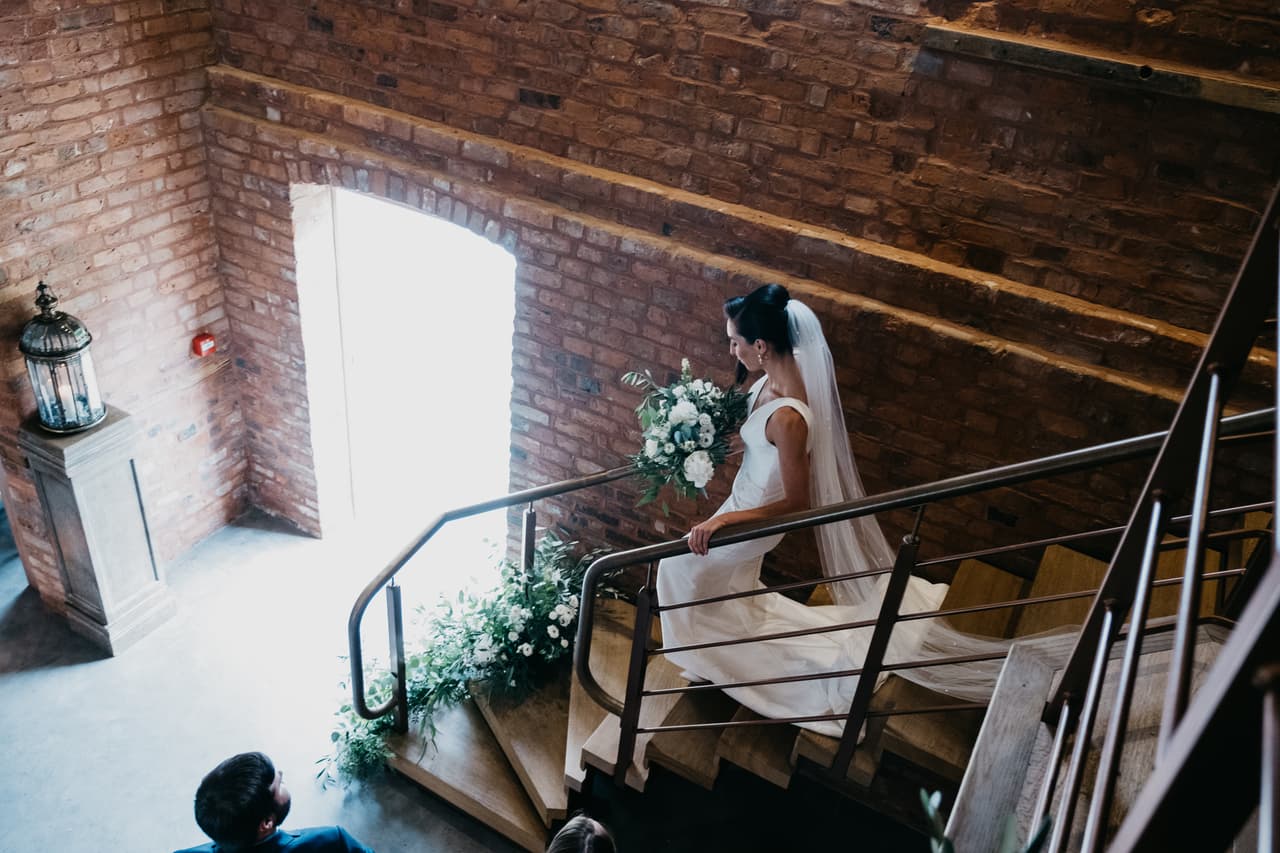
[471,669,570,827]
[564,599,633,791]
[874,676,985,783]
[940,559,1025,638]
[791,729,878,789]
[646,688,739,790]
[716,706,797,789]
[1015,545,1107,636]
[946,643,1057,850]
[388,700,547,853]
[580,652,687,790]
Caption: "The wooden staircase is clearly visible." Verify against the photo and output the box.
[382,526,1260,851]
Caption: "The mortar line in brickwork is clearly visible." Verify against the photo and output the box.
[203,66,1267,376]
[201,102,1198,405]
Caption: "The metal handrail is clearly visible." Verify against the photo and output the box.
[573,409,1274,718]
[346,464,633,720]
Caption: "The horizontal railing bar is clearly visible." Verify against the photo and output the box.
[864,701,989,717]
[647,567,1247,660]
[916,502,1273,570]
[652,507,1270,617]
[635,701,992,734]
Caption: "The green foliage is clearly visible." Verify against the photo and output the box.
[623,358,749,513]
[920,788,1052,853]
[321,532,611,785]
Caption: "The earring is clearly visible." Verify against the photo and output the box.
[756,351,765,367]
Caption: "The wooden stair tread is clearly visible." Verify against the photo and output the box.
[872,675,985,783]
[715,706,797,789]
[470,669,570,827]
[577,597,687,790]
[565,597,634,792]
[940,559,1025,638]
[646,688,739,790]
[387,700,546,853]
[791,728,878,788]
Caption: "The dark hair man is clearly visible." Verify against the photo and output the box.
[175,752,373,852]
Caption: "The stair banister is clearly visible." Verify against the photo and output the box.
[346,464,633,722]
[1049,184,1279,722]
[574,408,1274,719]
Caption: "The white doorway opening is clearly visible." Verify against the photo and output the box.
[293,185,516,606]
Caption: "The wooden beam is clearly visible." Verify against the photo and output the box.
[921,23,1280,115]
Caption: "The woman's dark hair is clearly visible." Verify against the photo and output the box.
[546,813,616,853]
[724,283,792,383]
[193,752,277,847]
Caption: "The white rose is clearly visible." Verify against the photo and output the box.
[560,638,569,648]
[508,630,519,641]
[569,595,579,608]
[519,643,534,657]
[547,624,559,639]
[645,439,658,458]
[664,442,676,454]
[669,399,699,425]
[673,385,686,397]
[683,450,715,488]
[698,412,712,426]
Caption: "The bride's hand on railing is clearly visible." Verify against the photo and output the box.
[688,515,731,555]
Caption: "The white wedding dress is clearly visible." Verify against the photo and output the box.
[655,377,950,737]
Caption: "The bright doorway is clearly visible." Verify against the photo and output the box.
[293,185,516,608]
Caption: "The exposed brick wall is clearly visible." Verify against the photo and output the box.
[203,74,1270,589]
[208,0,1280,335]
[0,1,244,608]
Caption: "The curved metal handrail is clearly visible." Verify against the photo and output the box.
[573,408,1274,717]
[347,464,634,719]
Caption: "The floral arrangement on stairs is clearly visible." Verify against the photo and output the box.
[323,531,612,783]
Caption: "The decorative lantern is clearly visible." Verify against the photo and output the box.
[19,282,106,434]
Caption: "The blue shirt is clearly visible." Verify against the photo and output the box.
[175,826,374,853]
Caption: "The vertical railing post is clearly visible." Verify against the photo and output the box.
[386,580,408,734]
[1081,496,1168,853]
[521,503,537,576]
[614,563,655,786]
[1257,664,1280,853]
[1047,600,1118,853]
[829,512,922,780]
[1160,372,1223,756]
[1032,698,1073,831]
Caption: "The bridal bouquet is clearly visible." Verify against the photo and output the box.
[623,358,749,510]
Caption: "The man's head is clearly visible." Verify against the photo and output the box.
[193,752,292,847]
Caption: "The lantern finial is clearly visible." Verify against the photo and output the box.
[34,281,59,317]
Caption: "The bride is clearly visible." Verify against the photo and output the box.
[655,284,1013,737]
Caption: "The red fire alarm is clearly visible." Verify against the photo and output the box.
[191,332,217,357]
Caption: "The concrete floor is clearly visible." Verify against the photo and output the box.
[0,508,521,853]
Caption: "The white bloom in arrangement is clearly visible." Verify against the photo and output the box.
[673,384,687,398]
[508,605,526,627]
[698,412,712,427]
[568,594,579,609]
[547,624,560,639]
[519,643,534,657]
[561,638,569,648]
[558,613,573,627]
[664,442,676,454]
[645,439,659,458]
[698,432,713,448]
[669,399,699,425]
[683,450,715,488]
[681,357,691,372]
[508,630,520,641]
[681,440,696,452]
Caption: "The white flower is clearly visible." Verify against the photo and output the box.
[561,638,569,648]
[673,385,687,398]
[474,649,493,664]
[669,399,699,425]
[683,450,715,488]
[645,439,659,458]
[664,442,676,454]
[558,613,572,627]
[547,624,560,639]
[568,595,579,608]
[519,643,534,657]
[681,440,695,452]
[508,630,520,641]
[681,357,690,372]
[698,412,712,427]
